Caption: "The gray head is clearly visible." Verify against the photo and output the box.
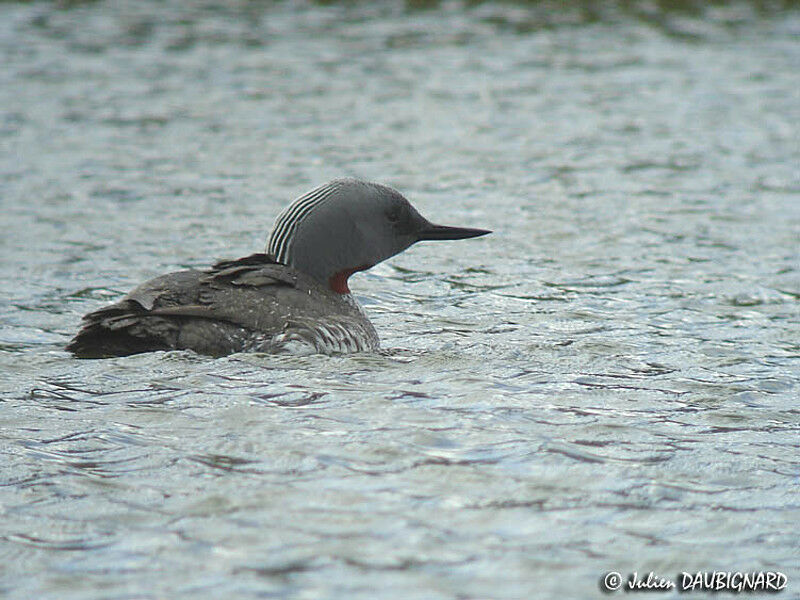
[267,178,490,293]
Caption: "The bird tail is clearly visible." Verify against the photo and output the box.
[66,301,170,358]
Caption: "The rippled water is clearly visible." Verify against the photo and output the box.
[2,2,798,598]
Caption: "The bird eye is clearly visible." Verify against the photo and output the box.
[386,207,402,223]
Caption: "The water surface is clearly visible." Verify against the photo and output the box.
[1,2,798,598]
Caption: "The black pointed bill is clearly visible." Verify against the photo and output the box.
[417,223,491,241]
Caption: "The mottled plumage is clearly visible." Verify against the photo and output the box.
[67,254,378,357]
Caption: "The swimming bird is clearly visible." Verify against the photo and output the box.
[67,178,490,358]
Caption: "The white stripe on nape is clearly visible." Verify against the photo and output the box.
[267,180,346,264]
[270,182,343,263]
[268,184,330,261]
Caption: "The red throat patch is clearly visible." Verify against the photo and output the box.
[328,265,372,294]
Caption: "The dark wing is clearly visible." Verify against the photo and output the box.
[67,254,298,358]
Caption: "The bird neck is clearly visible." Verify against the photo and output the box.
[328,265,372,294]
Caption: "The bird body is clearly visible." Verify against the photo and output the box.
[68,179,489,358]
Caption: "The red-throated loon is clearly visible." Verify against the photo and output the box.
[67,178,491,358]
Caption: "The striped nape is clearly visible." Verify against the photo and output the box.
[267,180,348,265]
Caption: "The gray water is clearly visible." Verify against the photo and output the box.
[1,2,798,599]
